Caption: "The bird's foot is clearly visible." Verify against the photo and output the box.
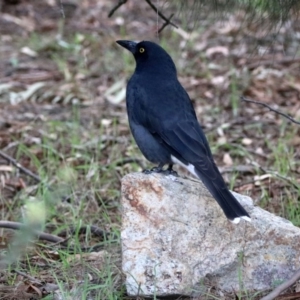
[143,166,163,174]
[143,164,177,176]
[162,169,178,177]
[151,166,163,173]
[161,164,178,176]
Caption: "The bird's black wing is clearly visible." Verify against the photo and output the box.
[158,119,250,221]
[159,119,219,179]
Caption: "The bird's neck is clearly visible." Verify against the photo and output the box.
[134,53,177,77]
[135,63,177,79]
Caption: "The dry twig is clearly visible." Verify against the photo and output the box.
[276,292,300,300]
[261,267,300,300]
[0,221,64,243]
[14,269,43,285]
[108,0,128,17]
[158,13,175,33]
[0,221,115,253]
[108,0,178,31]
[0,150,41,183]
[144,0,177,29]
[241,97,300,125]
[57,224,112,239]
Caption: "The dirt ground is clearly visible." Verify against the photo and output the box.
[0,0,299,299]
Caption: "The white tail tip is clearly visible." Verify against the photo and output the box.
[231,216,251,224]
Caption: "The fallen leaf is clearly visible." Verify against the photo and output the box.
[242,138,252,145]
[223,153,233,166]
[206,46,229,57]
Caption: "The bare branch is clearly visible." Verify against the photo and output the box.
[0,150,41,183]
[108,0,128,17]
[158,13,175,33]
[14,269,43,285]
[0,221,64,243]
[0,221,115,250]
[261,267,300,300]
[241,97,300,125]
[108,0,177,31]
[57,224,112,239]
[144,0,178,29]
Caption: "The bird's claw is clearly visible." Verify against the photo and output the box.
[163,169,178,177]
[143,166,178,176]
[151,167,163,173]
[143,167,163,174]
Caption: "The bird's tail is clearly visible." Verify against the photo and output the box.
[194,166,251,224]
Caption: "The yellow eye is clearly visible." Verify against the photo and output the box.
[139,47,145,53]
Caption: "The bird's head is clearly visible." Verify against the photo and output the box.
[116,40,176,75]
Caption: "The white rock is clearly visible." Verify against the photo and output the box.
[121,172,300,297]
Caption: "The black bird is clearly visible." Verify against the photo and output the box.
[116,40,250,223]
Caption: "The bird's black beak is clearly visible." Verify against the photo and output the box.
[116,40,137,54]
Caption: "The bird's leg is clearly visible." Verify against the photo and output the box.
[163,164,178,176]
[143,162,164,174]
[151,163,164,173]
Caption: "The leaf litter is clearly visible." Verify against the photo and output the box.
[0,0,299,299]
